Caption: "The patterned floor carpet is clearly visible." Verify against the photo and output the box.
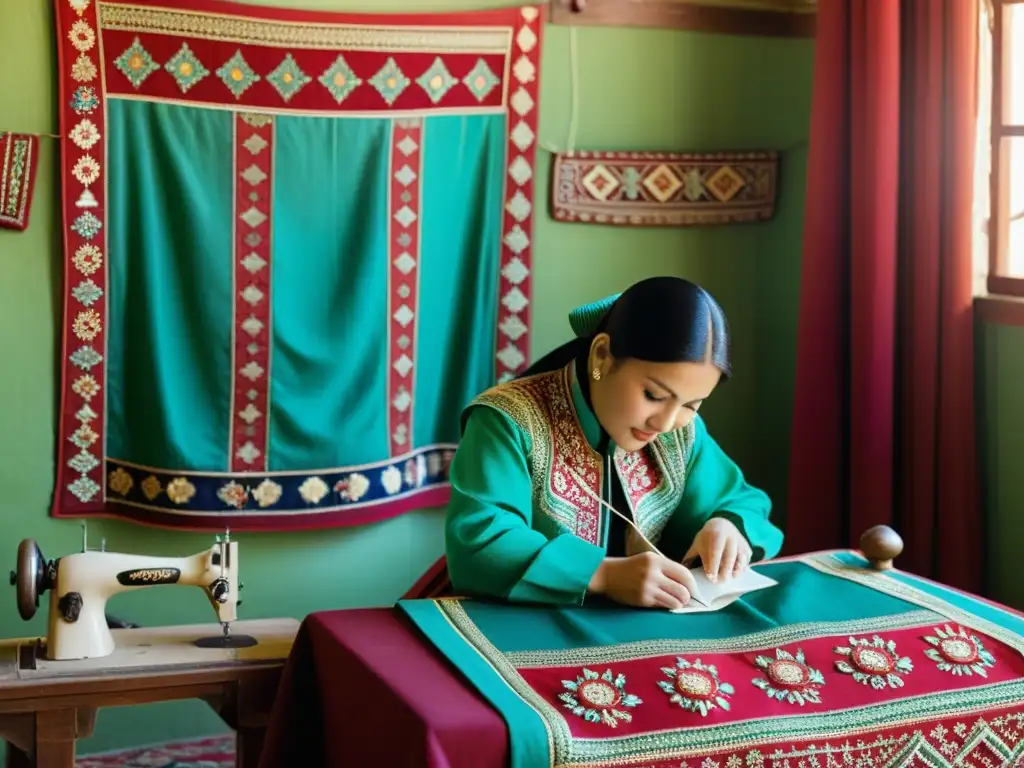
[75,734,235,767]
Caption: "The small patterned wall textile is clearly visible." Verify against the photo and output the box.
[53,0,542,530]
[551,150,778,227]
[0,132,40,230]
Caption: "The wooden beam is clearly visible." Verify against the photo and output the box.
[549,0,817,38]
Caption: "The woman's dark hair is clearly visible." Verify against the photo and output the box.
[520,276,731,379]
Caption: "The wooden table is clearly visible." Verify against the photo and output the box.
[0,618,298,768]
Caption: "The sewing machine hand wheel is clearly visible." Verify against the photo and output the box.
[11,538,47,621]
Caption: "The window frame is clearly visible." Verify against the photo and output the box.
[988,0,1024,298]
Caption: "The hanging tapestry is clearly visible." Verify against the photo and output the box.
[400,551,1024,768]
[0,132,40,231]
[52,0,542,530]
[551,150,778,227]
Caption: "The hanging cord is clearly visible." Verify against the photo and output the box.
[539,25,581,156]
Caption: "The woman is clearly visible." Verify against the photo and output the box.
[443,276,783,610]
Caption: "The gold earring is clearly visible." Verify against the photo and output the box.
[592,367,601,381]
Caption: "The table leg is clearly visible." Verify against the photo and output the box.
[236,726,266,768]
[34,709,77,768]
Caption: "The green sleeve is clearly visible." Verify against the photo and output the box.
[658,415,784,563]
[444,405,606,606]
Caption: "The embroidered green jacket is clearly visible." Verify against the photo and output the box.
[444,364,784,606]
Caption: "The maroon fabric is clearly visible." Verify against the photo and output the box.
[784,0,981,593]
[259,608,508,768]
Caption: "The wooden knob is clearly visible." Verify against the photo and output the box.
[571,0,586,11]
[859,525,903,571]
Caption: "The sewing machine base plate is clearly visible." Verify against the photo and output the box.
[192,634,258,649]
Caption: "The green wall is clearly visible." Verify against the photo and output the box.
[1,0,818,758]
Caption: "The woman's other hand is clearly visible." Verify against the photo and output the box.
[683,517,752,583]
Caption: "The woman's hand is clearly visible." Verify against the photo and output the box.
[683,517,752,583]
[588,552,698,610]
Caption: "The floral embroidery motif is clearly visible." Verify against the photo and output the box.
[165,43,210,94]
[73,308,101,341]
[141,475,162,501]
[318,54,362,103]
[70,86,100,114]
[417,57,457,104]
[166,477,196,505]
[71,212,102,239]
[73,243,102,275]
[922,624,996,677]
[72,155,100,186]
[68,0,90,15]
[559,668,641,727]
[68,20,95,52]
[68,450,99,474]
[658,657,734,716]
[216,50,260,99]
[72,279,103,307]
[404,455,427,488]
[71,374,100,400]
[69,424,98,449]
[464,58,500,101]
[252,479,282,508]
[217,481,249,509]
[299,476,329,504]
[751,647,825,705]
[70,345,102,370]
[834,635,913,689]
[381,465,402,494]
[267,53,311,102]
[370,57,410,106]
[335,472,369,502]
[68,476,100,502]
[114,37,160,89]
[69,119,100,150]
[71,54,97,83]
[108,467,133,496]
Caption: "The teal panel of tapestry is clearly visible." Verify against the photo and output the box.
[53,0,543,530]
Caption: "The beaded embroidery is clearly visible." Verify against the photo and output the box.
[751,647,825,705]
[658,657,734,716]
[922,624,997,677]
[834,634,913,689]
[559,668,641,728]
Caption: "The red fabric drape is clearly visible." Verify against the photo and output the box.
[785,0,981,592]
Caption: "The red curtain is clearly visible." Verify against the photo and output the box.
[784,0,981,592]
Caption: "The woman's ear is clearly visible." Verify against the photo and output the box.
[590,333,613,377]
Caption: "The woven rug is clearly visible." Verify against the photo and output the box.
[76,734,234,767]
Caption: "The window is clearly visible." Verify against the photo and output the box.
[986,1,1024,297]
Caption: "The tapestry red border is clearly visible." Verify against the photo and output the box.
[52,0,542,530]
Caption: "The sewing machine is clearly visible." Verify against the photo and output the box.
[8,531,254,661]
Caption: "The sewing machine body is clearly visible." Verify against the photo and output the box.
[10,536,244,661]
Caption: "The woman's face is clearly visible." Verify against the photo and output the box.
[589,335,722,452]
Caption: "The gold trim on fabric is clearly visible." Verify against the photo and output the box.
[97,3,513,53]
[799,554,1024,657]
[105,93,507,118]
[504,610,944,668]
